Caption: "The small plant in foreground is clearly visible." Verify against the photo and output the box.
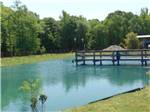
[19,79,47,112]
[39,94,47,112]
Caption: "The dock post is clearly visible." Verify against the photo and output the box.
[117,60,120,66]
[100,51,102,66]
[116,51,120,66]
[75,51,78,66]
[141,50,144,66]
[83,51,85,65]
[145,50,147,66]
[143,50,147,66]
[112,51,115,65]
[93,51,95,66]
[145,60,147,66]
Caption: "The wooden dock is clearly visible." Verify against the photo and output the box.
[74,49,150,66]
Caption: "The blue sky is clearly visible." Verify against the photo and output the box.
[2,0,150,20]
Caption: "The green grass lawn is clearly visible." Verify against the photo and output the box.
[66,86,150,112]
[1,53,74,67]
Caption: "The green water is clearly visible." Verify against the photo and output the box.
[1,58,150,112]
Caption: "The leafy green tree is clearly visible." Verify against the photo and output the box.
[138,8,150,34]
[1,3,15,56]
[87,21,108,49]
[1,1,41,56]
[124,32,140,49]
[40,17,61,52]
[13,4,41,55]
[60,12,78,50]
[127,14,142,34]
[75,17,89,50]
[86,19,100,49]
[104,11,129,45]
[60,11,88,50]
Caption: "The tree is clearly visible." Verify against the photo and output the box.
[60,11,88,50]
[87,21,108,49]
[60,12,78,50]
[40,17,61,52]
[1,3,15,56]
[124,32,140,49]
[104,11,131,45]
[75,17,89,50]
[86,19,100,49]
[13,4,41,55]
[1,1,42,56]
[138,8,150,34]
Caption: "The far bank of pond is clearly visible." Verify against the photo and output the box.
[66,86,150,112]
[1,53,73,67]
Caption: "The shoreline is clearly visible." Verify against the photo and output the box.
[65,86,150,112]
[1,53,74,67]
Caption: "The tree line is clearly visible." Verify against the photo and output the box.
[1,1,150,57]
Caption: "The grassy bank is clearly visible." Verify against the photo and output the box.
[1,53,74,67]
[66,86,150,112]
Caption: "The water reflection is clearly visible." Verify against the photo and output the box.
[62,66,149,92]
[1,59,150,111]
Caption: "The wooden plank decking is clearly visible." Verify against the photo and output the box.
[74,49,150,66]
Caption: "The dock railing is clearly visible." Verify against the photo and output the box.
[75,49,150,66]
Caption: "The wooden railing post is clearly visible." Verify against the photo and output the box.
[100,51,102,66]
[93,51,95,66]
[144,50,147,66]
[141,50,144,66]
[75,51,78,66]
[112,51,115,65]
[83,51,85,65]
[116,51,120,66]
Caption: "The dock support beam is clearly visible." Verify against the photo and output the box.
[93,51,95,66]
[75,51,78,66]
[100,52,102,66]
[83,51,85,65]
[145,50,147,66]
[141,50,144,66]
[117,60,120,66]
[112,51,115,65]
[145,60,147,66]
[116,51,120,66]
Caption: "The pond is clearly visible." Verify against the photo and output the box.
[1,58,150,112]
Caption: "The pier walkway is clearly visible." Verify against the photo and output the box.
[74,49,150,66]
